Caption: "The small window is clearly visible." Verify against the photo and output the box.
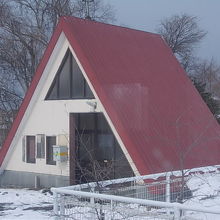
[46,136,56,165]
[26,136,36,163]
[36,134,45,158]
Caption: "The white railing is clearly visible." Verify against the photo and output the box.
[52,188,220,219]
[51,165,220,220]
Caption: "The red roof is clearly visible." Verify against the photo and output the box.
[1,16,220,175]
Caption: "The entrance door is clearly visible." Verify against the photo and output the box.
[69,113,133,185]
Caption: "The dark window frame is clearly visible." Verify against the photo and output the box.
[45,49,94,100]
[26,135,36,164]
[46,136,57,165]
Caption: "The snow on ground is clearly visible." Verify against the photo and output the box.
[0,172,220,219]
[0,188,54,219]
[184,172,220,220]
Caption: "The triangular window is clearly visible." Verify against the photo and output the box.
[46,49,94,100]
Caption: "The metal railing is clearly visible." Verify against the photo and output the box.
[51,165,220,219]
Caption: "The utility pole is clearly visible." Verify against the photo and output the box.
[82,0,94,20]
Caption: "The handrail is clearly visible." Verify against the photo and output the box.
[52,166,220,219]
[51,187,220,215]
[56,164,220,191]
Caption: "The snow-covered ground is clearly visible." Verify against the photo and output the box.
[184,172,220,220]
[0,188,54,219]
[0,172,220,219]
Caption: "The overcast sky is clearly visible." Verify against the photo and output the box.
[106,0,220,63]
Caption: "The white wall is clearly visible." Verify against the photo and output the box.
[5,33,101,177]
[6,100,101,176]
[5,100,101,176]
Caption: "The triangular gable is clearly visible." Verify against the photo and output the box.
[1,16,220,176]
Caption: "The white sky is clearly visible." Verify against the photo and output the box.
[106,0,220,63]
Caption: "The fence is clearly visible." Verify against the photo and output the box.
[51,165,220,219]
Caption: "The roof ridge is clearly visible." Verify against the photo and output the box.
[60,16,161,38]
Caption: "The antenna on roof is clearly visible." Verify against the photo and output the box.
[82,0,94,20]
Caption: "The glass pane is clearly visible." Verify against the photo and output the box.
[79,113,95,130]
[97,114,111,132]
[79,133,94,161]
[26,136,36,163]
[46,136,56,165]
[114,140,124,160]
[97,134,114,160]
[72,56,84,98]
[85,81,94,99]
[98,134,114,148]
[59,53,71,99]
[46,77,58,100]
[36,134,45,158]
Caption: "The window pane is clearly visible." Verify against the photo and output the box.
[59,53,71,99]
[78,133,94,161]
[46,136,56,165]
[85,81,94,99]
[46,77,58,100]
[36,134,45,158]
[72,56,84,98]
[97,114,111,132]
[26,136,36,163]
[97,134,114,160]
[79,113,95,130]
[46,50,70,100]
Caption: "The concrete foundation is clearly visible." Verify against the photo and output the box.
[0,170,69,188]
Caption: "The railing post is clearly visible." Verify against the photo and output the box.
[53,191,58,215]
[166,173,171,215]
[90,187,95,219]
[110,199,114,220]
[90,187,95,205]
[60,194,65,216]
[174,206,181,220]
[166,173,171,203]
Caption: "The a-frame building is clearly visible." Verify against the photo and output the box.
[0,17,220,188]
